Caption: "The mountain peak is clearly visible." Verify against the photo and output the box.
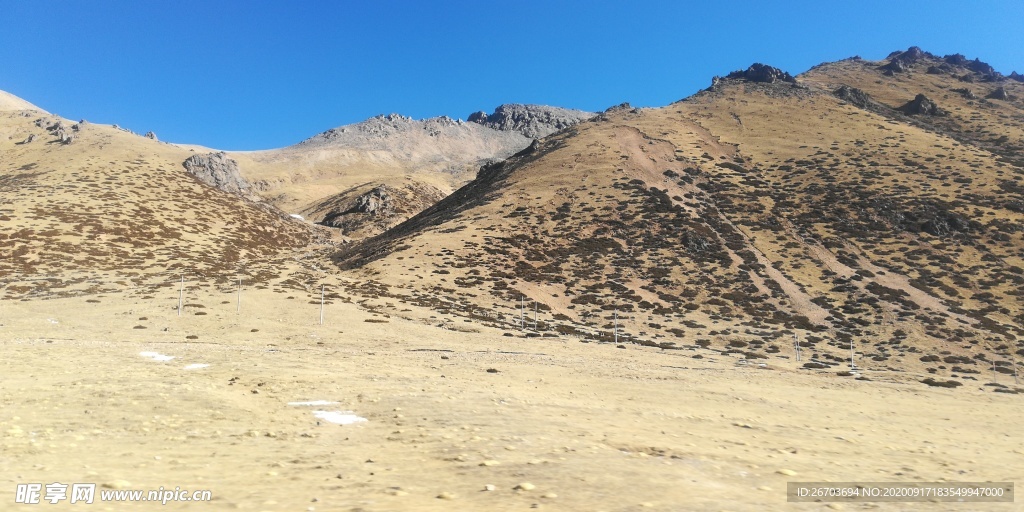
[467,103,595,139]
[0,89,46,113]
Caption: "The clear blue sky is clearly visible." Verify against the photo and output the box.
[1,1,1020,150]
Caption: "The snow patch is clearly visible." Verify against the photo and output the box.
[139,351,175,362]
[184,363,210,370]
[313,410,368,425]
[289,214,304,220]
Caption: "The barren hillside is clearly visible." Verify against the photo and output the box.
[337,48,1024,385]
[230,106,593,239]
[0,109,319,299]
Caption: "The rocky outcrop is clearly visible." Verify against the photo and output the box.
[725,63,796,84]
[316,182,448,238]
[46,120,76,145]
[182,152,251,195]
[1009,72,1024,83]
[899,94,945,116]
[987,86,1009,100]
[952,88,977,100]
[467,104,594,139]
[881,47,933,74]
[352,185,394,216]
[144,131,158,141]
[833,85,876,109]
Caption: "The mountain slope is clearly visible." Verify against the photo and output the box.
[336,49,1024,380]
[0,90,44,112]
[229,108,592,239]
[0,105,317,298]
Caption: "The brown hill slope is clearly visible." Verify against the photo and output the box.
[337,50,1024,382]
[0,108,318,299]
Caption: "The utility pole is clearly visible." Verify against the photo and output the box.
[177,274,183,317]
[533,301,538,330]
[236,277,242,314]
[320,284,325,325]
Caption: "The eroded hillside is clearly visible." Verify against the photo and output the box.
[336,49,1024,385]
[0,108,320,299]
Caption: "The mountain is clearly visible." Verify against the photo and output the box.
[336,48,1024,380]
[0,106,317,298]
[0,89,44,112]
[468,103,596,139]
[229,108,592,239]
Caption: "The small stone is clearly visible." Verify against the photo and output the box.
[437,492,456,500]
[542,493,558,498]
[514,483,536,491]
[484,484,496,491]
[827,504,844,510]
[776,469,798,476]
[480,460,500,466]
[757,486,772,491]
[101,480,132,489]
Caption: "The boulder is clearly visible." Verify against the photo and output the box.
[899,94,945,116]
[1009,71,1024,83]
[144,131,158,141]
[987,86,1009,100]
[182,152,251,195]
[833,85,874,109]
[952,88,977,100]
[353,185,394,216]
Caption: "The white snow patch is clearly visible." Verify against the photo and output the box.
[183,363,210,370]
[313,410,367,425]
[289,214,304,220]
[288,400,339,406]
[139,351,175,362]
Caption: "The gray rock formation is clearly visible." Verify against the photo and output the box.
[899,94,945,116]
[353,185,393,216]
[182,152,251,195]
[316,182,448,238]
[952,88,977,100]
[987,86,1009,100]
[725,63,796,83]
[144,131,158,141]
[833,85,875,109]
[46,120,76,145]
[467,104,594,139]
[1010,71,1024,83]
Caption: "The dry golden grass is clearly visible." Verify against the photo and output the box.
[338,52,1024,384]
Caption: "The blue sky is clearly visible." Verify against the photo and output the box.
[1,1,1020,150]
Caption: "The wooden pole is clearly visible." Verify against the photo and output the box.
[850,339,855,370]
[533,301,538,330]
[614,308,618,344]
[320,284,325,325]
[236,277,241,314]
[520,296,525,332]
[178,274,183,317]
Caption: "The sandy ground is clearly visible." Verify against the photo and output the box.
[1,288,1021,512]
